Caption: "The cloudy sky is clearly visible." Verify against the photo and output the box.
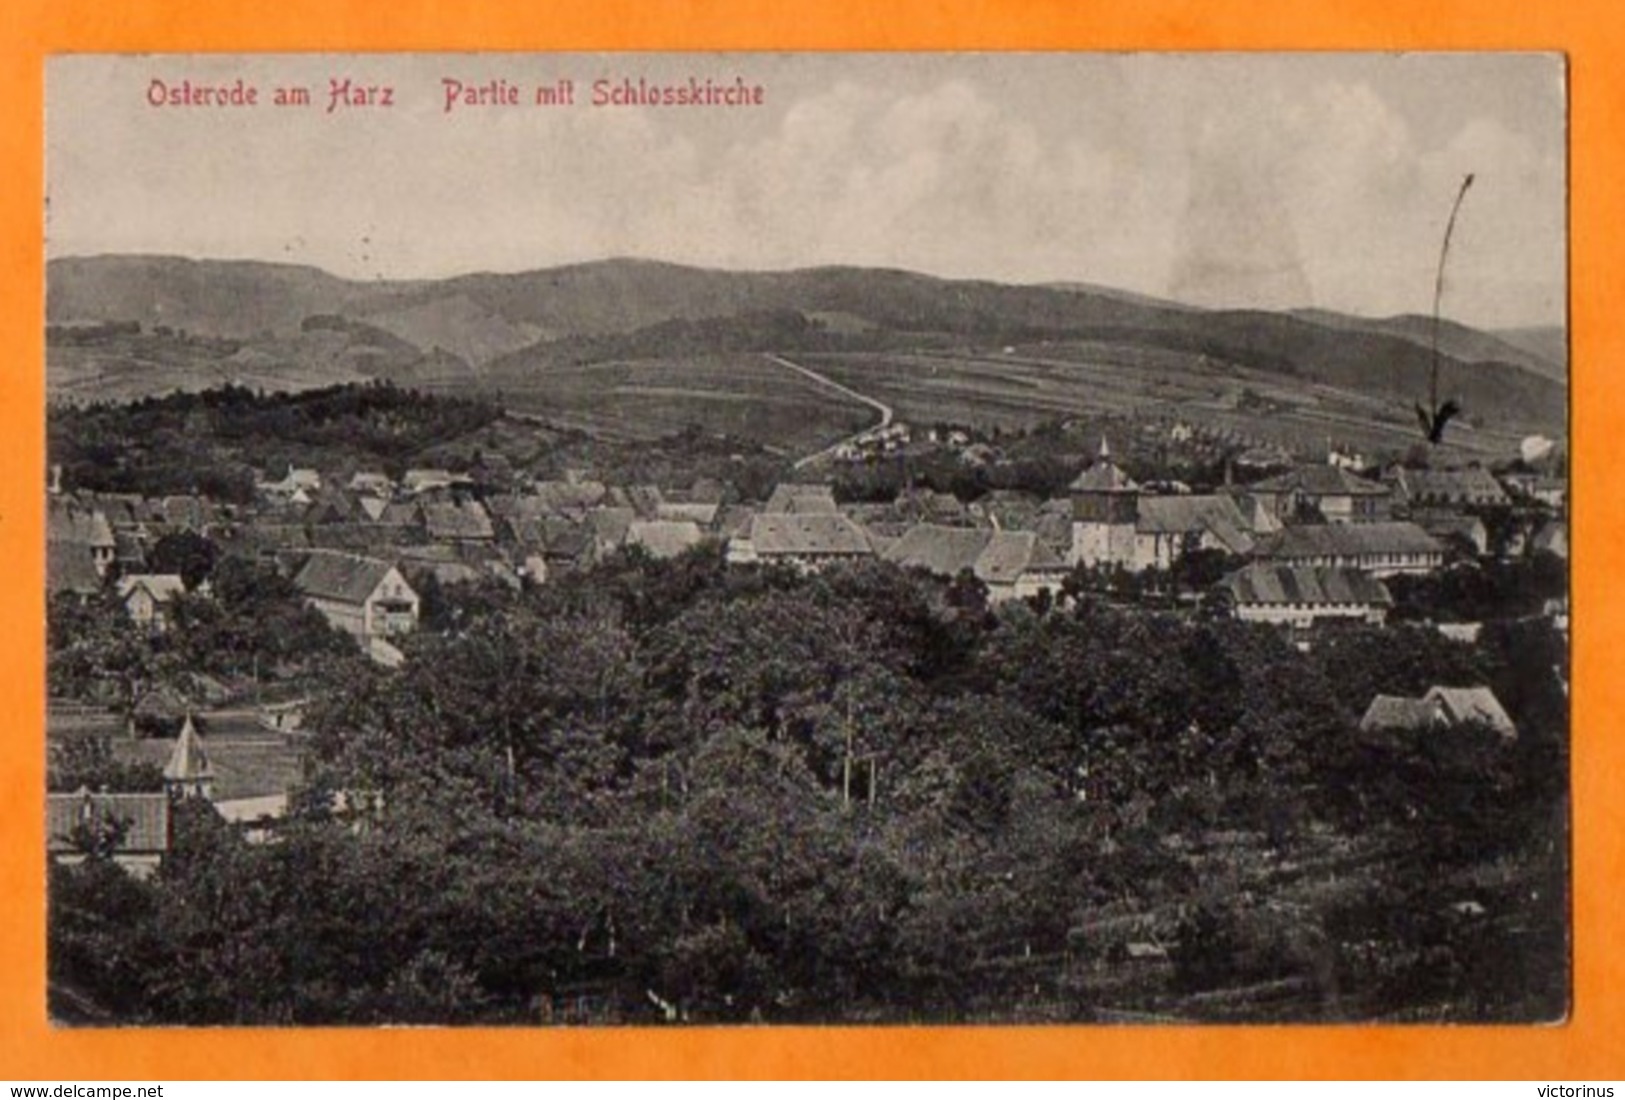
[47,52,1565,329]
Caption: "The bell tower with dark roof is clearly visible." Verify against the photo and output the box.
[1069,438,1141,567]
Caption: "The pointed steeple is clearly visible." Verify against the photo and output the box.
[163,713,215,801]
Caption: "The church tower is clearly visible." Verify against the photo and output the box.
[1069,437,1140,567]
[163,713,215,802]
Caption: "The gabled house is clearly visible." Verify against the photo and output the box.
[879,523,1068,603]
[1359,685,1517,741]
[47,542,104,600]
[423,499,495,544]
[655,501,722,528]
[881,523,990,580]
[116,574,187,632]
[1132,495,1256,568]
[1427,686,1518,739]
[47,502,116,577]
[763,483,841,515]
[728,513,875,569]
[1246,465,1392,525]
[586,506,637,560]
[292,551,419,643]
[1067,442,1255,572]
[46,788,171,878]
[1387,465,1510,509]
[1217,563,1393,628]
[347,472,394,497]
[626,519,706,560]
[1253,521,1444,577]
[1410,510,1490,556]
[402,469,467,495]
[970,529,1069,603]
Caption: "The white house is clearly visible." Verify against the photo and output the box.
[292,551,419,643]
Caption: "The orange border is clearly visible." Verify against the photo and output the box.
[3,0,1620,1080]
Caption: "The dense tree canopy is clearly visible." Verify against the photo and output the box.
[50,548,1568,1025]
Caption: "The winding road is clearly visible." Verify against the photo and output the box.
[761,353,894,469]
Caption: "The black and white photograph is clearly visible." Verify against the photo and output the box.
[43,52,1569,1026]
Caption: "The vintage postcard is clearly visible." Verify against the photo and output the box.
[41,50,1569,1033]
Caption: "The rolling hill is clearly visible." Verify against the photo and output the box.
[1292,308,1567,383]
[47,254,1567,451]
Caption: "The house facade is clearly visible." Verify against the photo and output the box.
[46,789,171,878]
[1253,521,1444,577]
[116,574,187,632]
[1388,465,1510,509]
[727,513,874,570]
[1246,466,1392,525]
[1359,684,1517,741]
[293,551,420,642]
[1217,563,1393,628]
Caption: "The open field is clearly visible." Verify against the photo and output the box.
[801,344,1548,461]
[477,353,876,451]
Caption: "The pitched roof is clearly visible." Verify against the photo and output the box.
[532,480,608,512]
[588,506,636,547]
[656,501,721,526]
[403,468,456,491]
[47,542,104,597]
[882,524,991,578]
[748,513,874,557]
[627,519,705,559]
[1255,521,1442,560]
[46,790,170,854]
[1220,563,1393,607]
[163,714,214,782]
[293,551,397,605]
[1069,461,1138,493]
[1425,686,1517,737]
[1532,521,1568,555]
[1359,694,1443,732]
[116,574,186,604]
[1136,495,1255,555]
[47,504,115,549]
[764,483,840,514]
[618,485,666,519]
[423,499,495,541]
[376,501,424,528]
[976,530,1067,584]
[1409,509,1487,539]
[1219,490,1282,534]
[426,502,474,538]
[1249,465,1390,497]
[1394,465,1509,503]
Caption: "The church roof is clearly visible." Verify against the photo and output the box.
[1069,461,1138,494]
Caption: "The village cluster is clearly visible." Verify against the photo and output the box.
[45,423,1568,872]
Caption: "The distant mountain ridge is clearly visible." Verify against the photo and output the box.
[1292,308,1566,383]
[47,254,1566,439]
